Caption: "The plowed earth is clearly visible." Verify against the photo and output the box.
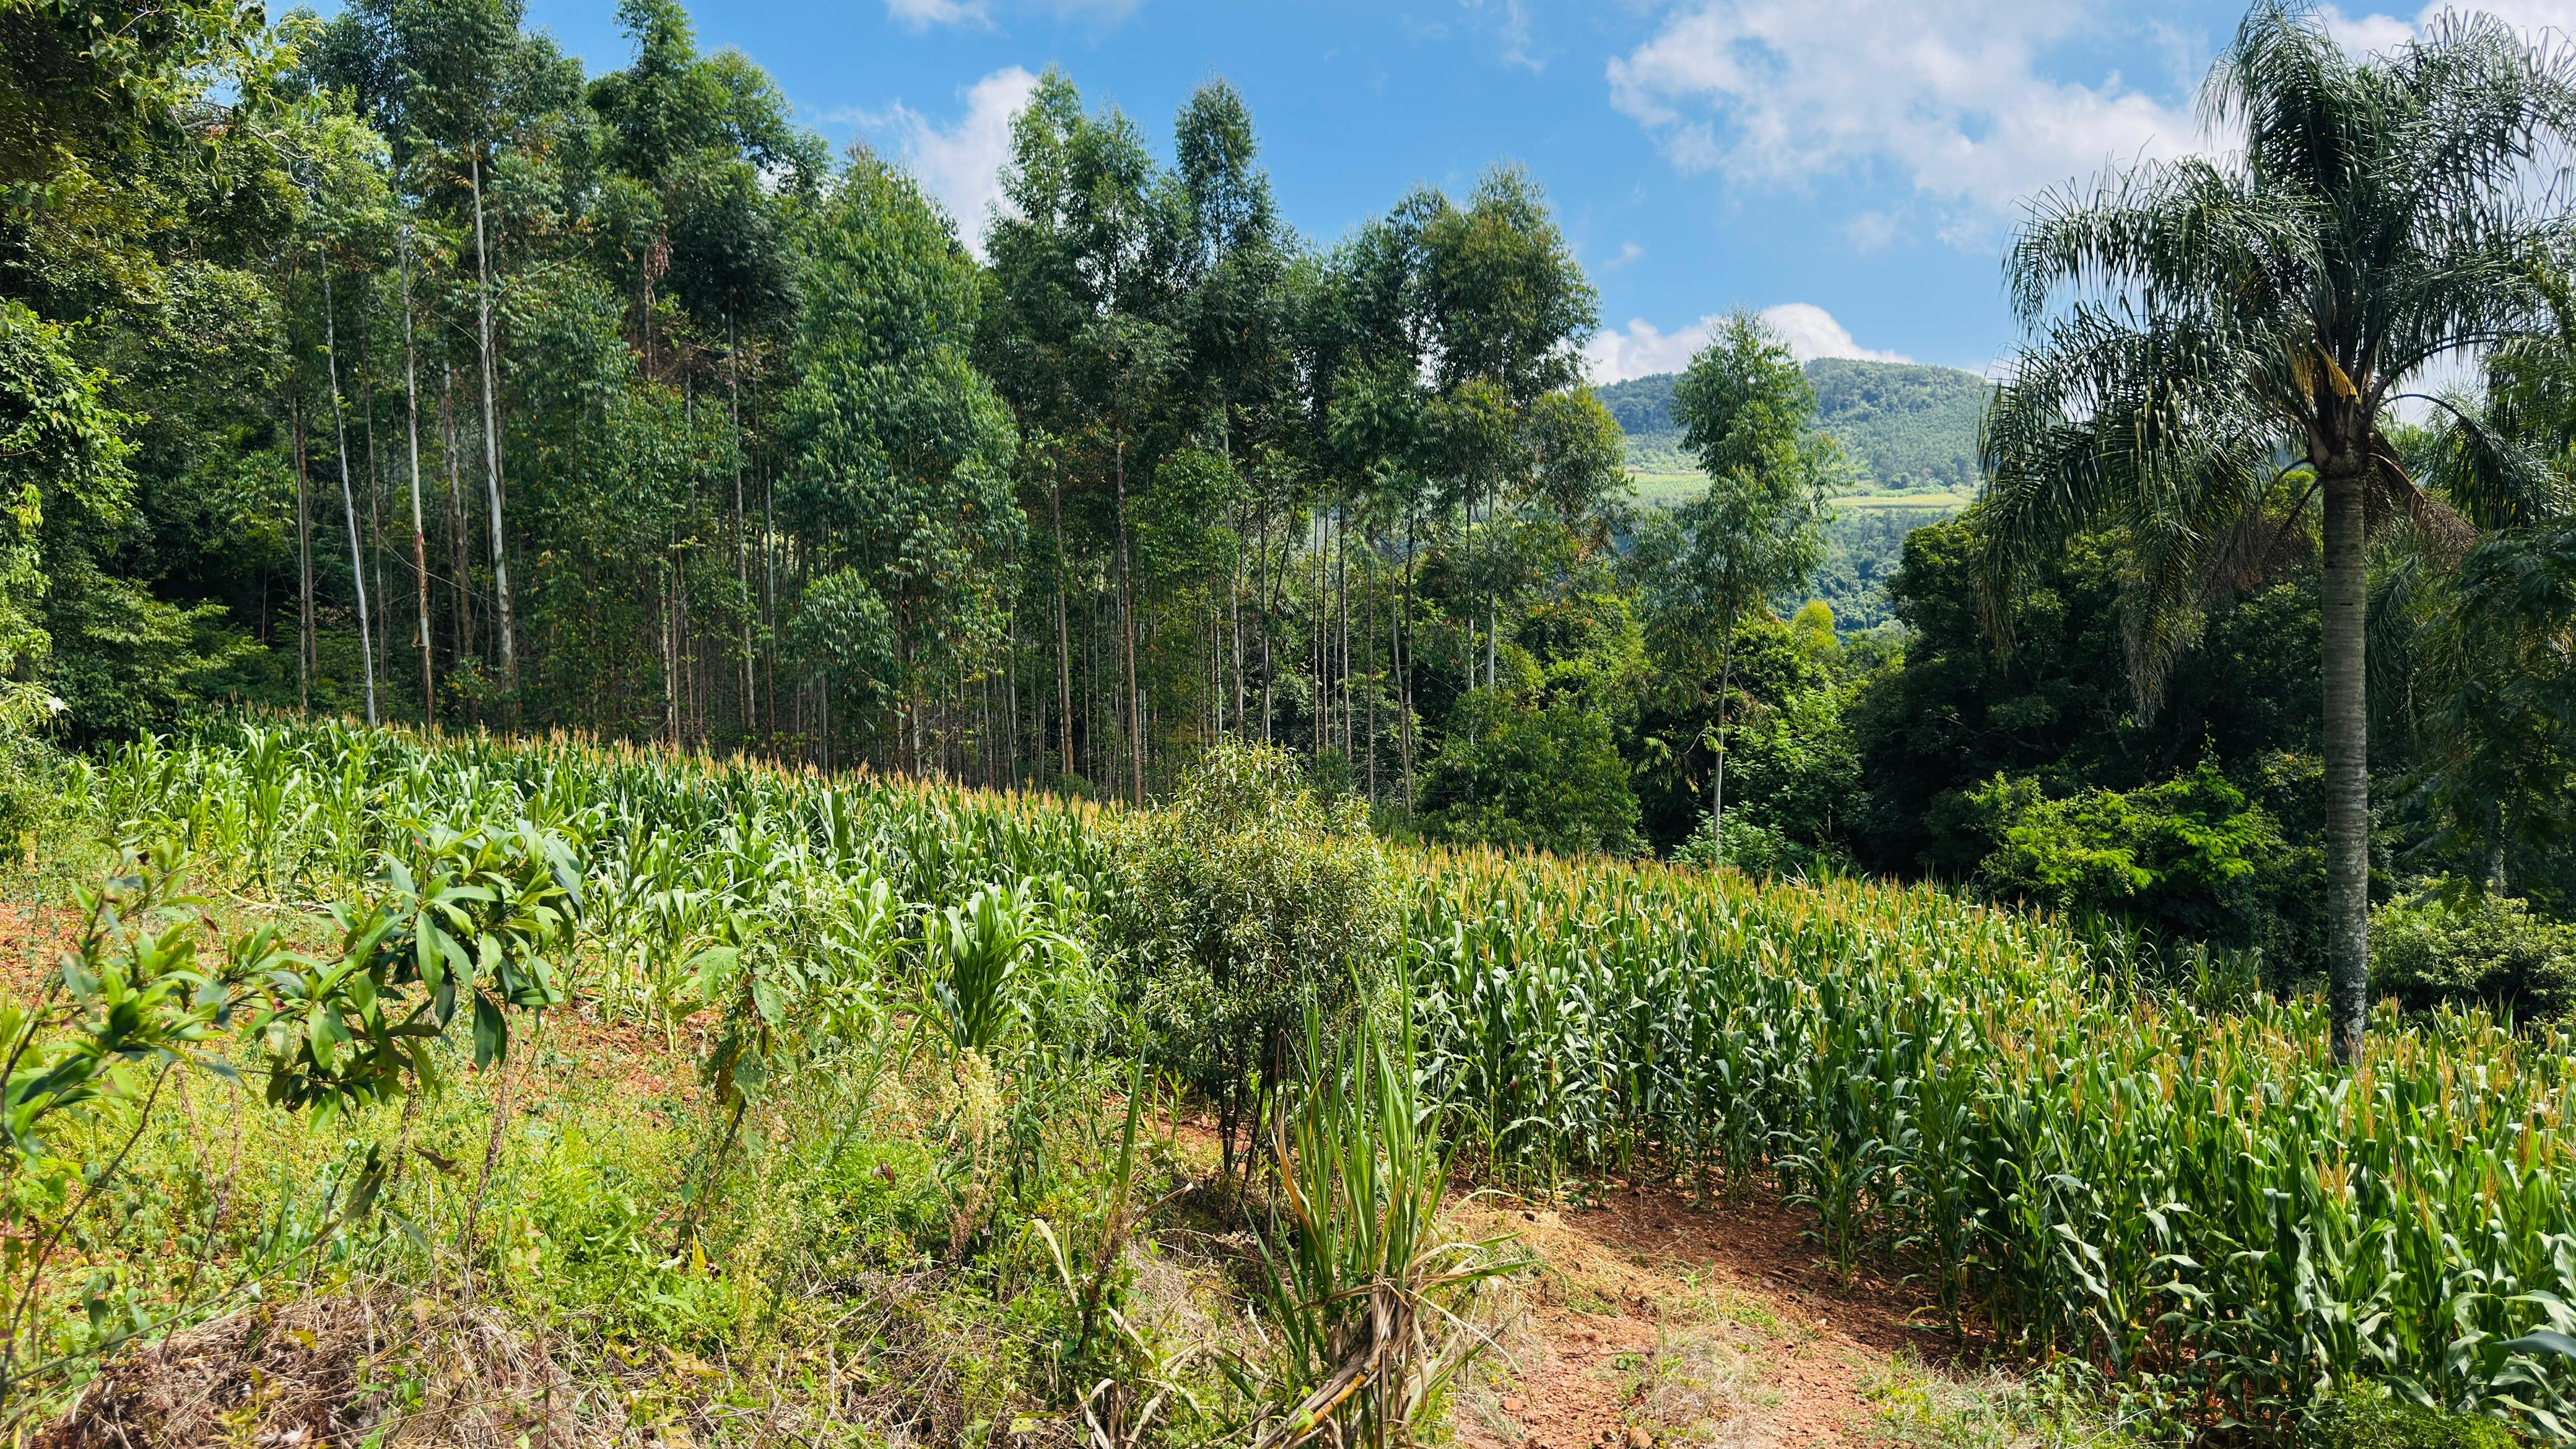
[1446,1187,1951,1448]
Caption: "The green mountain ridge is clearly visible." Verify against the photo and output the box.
[1600,358,1993,494]
[1599,359,1993,631]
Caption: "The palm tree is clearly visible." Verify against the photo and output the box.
[1980,2,2576,1063]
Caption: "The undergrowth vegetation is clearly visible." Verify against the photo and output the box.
[9,718,2576,1442]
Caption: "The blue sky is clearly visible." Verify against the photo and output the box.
[518,0,2575,380]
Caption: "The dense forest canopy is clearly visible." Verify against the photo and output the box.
[2,0,2574,1006]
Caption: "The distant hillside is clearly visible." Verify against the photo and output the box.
[1601,358,1993,630]
[1599,359,1992,494]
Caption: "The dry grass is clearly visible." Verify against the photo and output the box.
[35,1289,586,1449]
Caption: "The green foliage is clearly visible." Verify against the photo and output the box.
[1853,515,2322,887]
[1118,741,1395,1164]
[1418,691,1640,856]
[1965,762,2310,954]
[2372,887,2576,1021]
[0,843,224,1167]
[1630,610,1861,857]
[1801,359,1990,493]
[66,716,2576,1442]
[2307,1387,2518,1449]
[921,876,1089,1056]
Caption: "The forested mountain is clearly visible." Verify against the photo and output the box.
[1601,359,1988,493]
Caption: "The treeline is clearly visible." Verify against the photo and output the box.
[1,0,1640,814]
[9,0,2576,998]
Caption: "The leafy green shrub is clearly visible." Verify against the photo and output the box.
[1116,741,1395,1179]
[2372,887,2576,1021]
[1418,691,1640,856]
[1965,762,2305,951]
[2307,1387,2518,1449]
[1671,808,1848,878]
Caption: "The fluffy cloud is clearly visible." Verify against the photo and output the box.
[1583,303,1904,383]
[1609,1,2576,250]
[1584,317,1708,383]
[1759,303,1910,364]
[2323,0,2576,52]
[864,67,1038,256]
[882,0,1142,29]
[1607,1,2202,248]
[885,0,989,29]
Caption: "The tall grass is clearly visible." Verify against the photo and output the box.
[86,718,2576,1437]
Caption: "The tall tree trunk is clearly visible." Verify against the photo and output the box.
[1401,500,1417,811]
[764,468,778,740]
[1259,510,1274,741]
[1052,469,1074,782]
[1230,501,1246,735]
[1484,479,1499,692]
[401,237,433,726]
[2321,458,2372,1064]
[294,396,312,709]
[1115,440,1142,804]
[471,149,518,703]
[321,268,380,727]
[443,365,473,687]
[1365,546,1377,804]
[364,369,388,692]
[1338,508,1351,762]
[1709,609,1738,870]
[731,316,753,742]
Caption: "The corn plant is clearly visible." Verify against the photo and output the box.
[1251,1003,1512,1449]
[94,717,2576,1438]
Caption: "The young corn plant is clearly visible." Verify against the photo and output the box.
[1251,1003,1514,1449]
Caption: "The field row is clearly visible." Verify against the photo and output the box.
[87,721,2576,1438]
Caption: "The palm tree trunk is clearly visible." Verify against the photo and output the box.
[2321,459,2372,1064]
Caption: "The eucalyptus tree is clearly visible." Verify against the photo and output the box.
[778,153,1019,772]
[981,69,1193,801]
[1650,310,1837,864]
[313,0,584,703]
[1980,4,2576,1061]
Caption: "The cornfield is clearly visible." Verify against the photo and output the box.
[86,718,2576,1438]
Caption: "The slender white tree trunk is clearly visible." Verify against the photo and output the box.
[401,233,433,725]
[321,268,379,726]
[471,150,516,698]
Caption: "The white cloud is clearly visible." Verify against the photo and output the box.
[864,67,1038,258]
[1759,303,1910,363]
[1608,1,2203,248]
[1583,303,1904,383]
[2323,0,2576,53]
[1609,1,2576,252]
[882,0,1141,30]
[1585,316,1711,383]
[885,0,989,30]
[1603,240,1644,269]
[1463,0,1541,71]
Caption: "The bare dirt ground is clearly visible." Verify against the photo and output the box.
[1447,1186,1952,1449]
